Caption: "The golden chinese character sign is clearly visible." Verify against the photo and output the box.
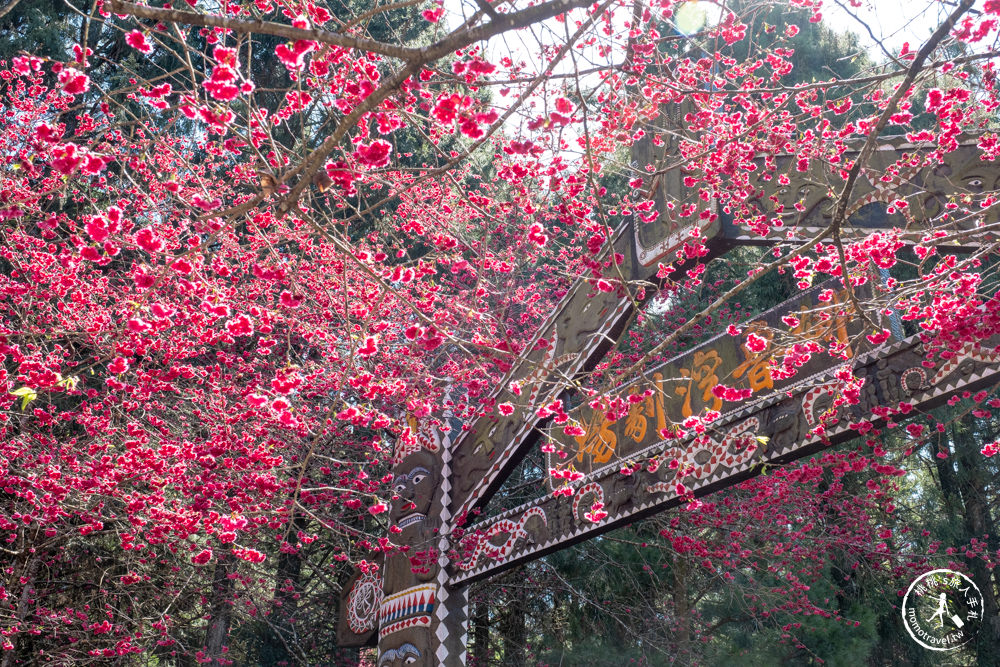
[547,281,861,486]
[452,332,1000,586]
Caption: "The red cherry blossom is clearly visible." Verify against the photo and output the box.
[353,140,393,168]
[126,30,154,54]
[192,549,213,565]
[746,332,768,353]
[357,336,379,357]
[57,68,89,95]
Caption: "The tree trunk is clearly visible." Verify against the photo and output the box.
[472,590,490,666]
[204,554,234,666]
[953,423,1000,665]
[265,512,307,661]
[932,438,962,524]
[672,553,690,661]
[499,581,526,667]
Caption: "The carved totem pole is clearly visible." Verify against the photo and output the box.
[378,420,442,666]
[339,414,469,665]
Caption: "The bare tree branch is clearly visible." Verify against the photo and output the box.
[0,0,21,21]
[107,0,424,60]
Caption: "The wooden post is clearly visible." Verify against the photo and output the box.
[364,415,471,666]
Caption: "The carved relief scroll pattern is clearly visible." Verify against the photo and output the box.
[457,507,548,571]
[347,569,382,635]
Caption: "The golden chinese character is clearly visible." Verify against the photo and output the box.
[676,351,723,417]
[575,411,617,466]
[623,402,648,442]
[623,374,666,443]
[788,291,853,357]
[732,322,774,393]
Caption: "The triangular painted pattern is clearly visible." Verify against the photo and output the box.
[379,584,437,626]
[380,615,432,640]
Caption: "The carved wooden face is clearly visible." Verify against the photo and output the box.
[389,450,439,544]
[378,638,432,667]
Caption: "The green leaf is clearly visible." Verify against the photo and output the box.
[10,387,38,411]
[56,374,79,391]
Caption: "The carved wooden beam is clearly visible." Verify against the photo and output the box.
[449,332,1000,585]
[721,138,1000,247]
[339,121,1000,654]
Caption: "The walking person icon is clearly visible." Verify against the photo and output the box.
[927,593,949,628]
